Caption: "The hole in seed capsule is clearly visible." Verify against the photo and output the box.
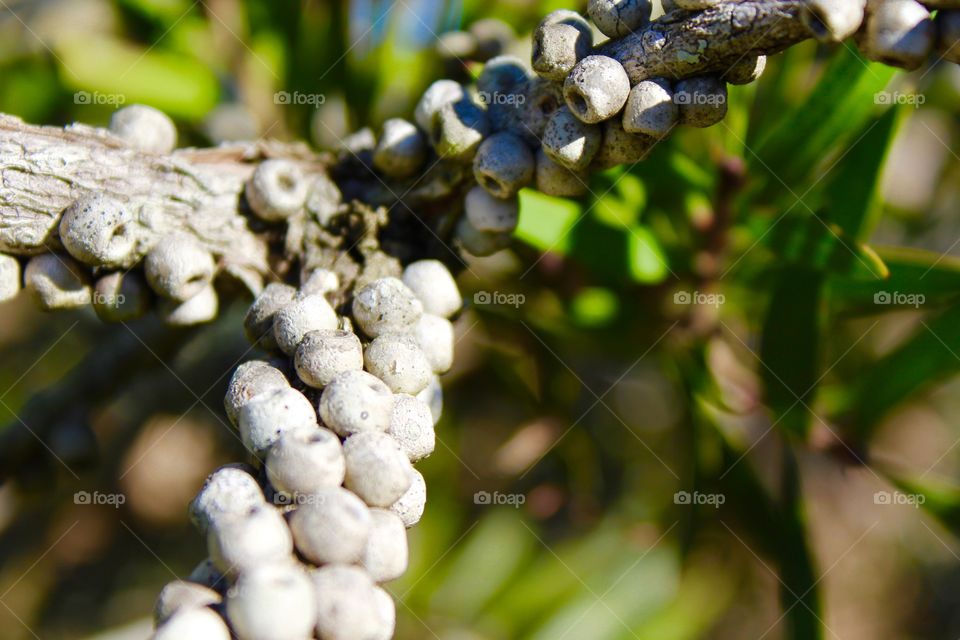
[803,8,830,39]
[481,174,502,195]
[537,95,558,116]
[277,172,296,191]
[570,92,588,117]
[361,411,369,420]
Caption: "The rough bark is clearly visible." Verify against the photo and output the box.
[599,0,811,83]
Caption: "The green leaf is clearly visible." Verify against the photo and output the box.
[626,225,670,284]
[765,214,888,279]
[760,266,824,438]
[828,246,960,314]
[818,106,904,241]
[752,47,897,196]
[843,304,960,439]
[516,189,581,255]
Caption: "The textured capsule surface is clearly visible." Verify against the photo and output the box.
[272,293,339,355]
[238,386,318,457]
[289,486,372,564]
[364,333,434,395]
[144,235,215,302]
[543,107,602,170]
[226,564,317,640]
[343,431,414,507]
[535,147,589,197]
[24,254,92,310]
[563,55,632,124]
[362,509,409,583]
[623,79,677,137]
[402,260,461,318]
[266,426,345,497]
[352,277,423,338]
[319,369,396,436]
[593,117,656,169]
[224,360,290,427]
[189,464,266,533]
[295,328,364,388]
[588,0,652,37]
[862,0,934,70]
[532,13,593,81]
[244,283,297,349]
[93,271,151,322]
[473,132,535,199]
[412,313,455,374]
[154,581,222,626]
[674,76,728,128]
[207,504,293,576]
[59,193,138,267]
[387,393,436,461]
[465,185,520,234]
[431,98,491,162]
[312,565,393,640]
[414,79,468,132]
[389,468,427,527]
[109,104,177,154]
[159,284,218,326]
[0,254,19,303]
[246,159,309,222]
[374,118,427,178]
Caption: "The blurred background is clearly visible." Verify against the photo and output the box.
[1,0,960,638]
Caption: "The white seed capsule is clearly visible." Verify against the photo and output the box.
[187,558,227,592]
[412,314,455,374]
[373,118,427,178]
[417,376,443,425]
[489,76,564,147]
[288,486,372,564]
[0,254,19,303]
[224,360,290,427]
[535,147,589,197]
[465,185,520,234]
[414,80,469,132]
[319,369,395,437]
[564,55,632,124]
[24,254,92,310]
[152,607,230,640]
[402,259,461,318]
[312,565,391,640]
[154,581,222,626]
[159,284,218,326]
[389,468,427,528]
[238,386,318,458]
[722,55,767,85]
[266,426,345,496]
[226,564,317,640]
[937,10,960,63]
[272,293,339,355]
[473,132,535,199]
[387,393,435,461]
[802,0,866,41]
[245,159,309,222]
[208,504,293,576]
[59,193,138,267]
[243,283,297,349]
[109,104,177,154]
[588,0,652,37]
[431,98,491,162]
[362,509,409,583]
[623,78,678,137]
[543,107,602,171]
[675,76,728,128]
[593,118,656,169]
[862,0,934,70]
[144,235,215,302]
[476,55,530,100]
[372,586,396,640]
[300,268,340,297]
[456,216,514,257]
[364,333,433,395]
[532,11,593,81]
[343,431,414,507]
[294,329,363,388]
[352,277,423,338]
[93,271,150,322]
[189,464,266,533]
